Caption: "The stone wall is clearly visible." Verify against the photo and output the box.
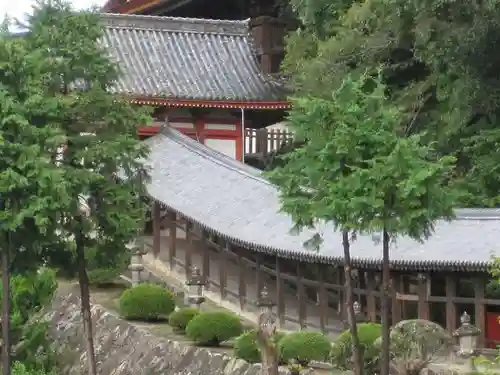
[43,289,293,375]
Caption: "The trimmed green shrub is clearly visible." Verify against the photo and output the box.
[278,331,331,365]
[168,307,200,333]
[185,311,243,346]
[330,322,382,374]
[119,283,175,321]
[233,329,287,364]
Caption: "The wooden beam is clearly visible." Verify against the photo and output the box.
[152,201,161,257]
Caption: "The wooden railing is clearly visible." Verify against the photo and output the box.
[245,128,293,156]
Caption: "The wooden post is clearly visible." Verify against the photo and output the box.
[445,274,457,336]
[219,240,228,299]
[238,253,246,310]
[275,256,285,328]
[318,264,328,333]
[152,201,161,257]
[201,230,210,283]
[366,271,377,322]
[185,221,193,278]
[256,253,263,299]
[391,275,402,325]
[417,273,430,320]
[474,277,486,347]
[297,262,306,329]
[167,211,176,270]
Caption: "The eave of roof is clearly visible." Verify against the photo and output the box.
[103,0,172,14]
[143,127,500,272]
[100,13,289,106]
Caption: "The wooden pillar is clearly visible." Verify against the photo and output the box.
[201,230,210,284]
[185,222,193,278]
[167,211,176,270]
[238,252,246,310]
[391,275,402,325]
[417,273,430,320]
[275,256,285,327]
[219,240,228,299]
[297,262,306,329]
[318,264,328,333]
[445,274,457,336]
[152,201,161,257]
[366,271,377,322]
[474,277,486,347]
[255,253,263,298]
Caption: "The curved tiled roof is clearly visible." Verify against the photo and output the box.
[144,128,500,271]
[99,13,287,102]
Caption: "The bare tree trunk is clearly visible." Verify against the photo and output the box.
[75,217,98,375]
[380,227,391,375]
[1,232,11,375]
[342,230,363,375]
[256,329,279,375]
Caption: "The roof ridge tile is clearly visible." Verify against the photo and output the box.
[100,13,250,35]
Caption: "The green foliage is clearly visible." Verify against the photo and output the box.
[185,311,243,346]
[278,331,331,365]
[8,268,58,323]
[56,244,131,286]
[268,74,457,247]
[331,323,382,373]
[20,0,151,280]
[119,283,176,321]
[0,269,58,373]
[12,362,56,375]
[282,0,500,208]
[168,307,200,333]
[233,329,287,364]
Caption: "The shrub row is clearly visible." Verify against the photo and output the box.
[234,329,330,365]
[118,283,243,345]
[117,283,382,368]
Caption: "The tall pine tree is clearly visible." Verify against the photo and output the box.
[268,73,457,375]
[23,2,151,374]
[0,25,71,375]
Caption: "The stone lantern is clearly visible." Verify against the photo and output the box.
[453,311,481,372]
[353,301,366,323]
[185,266,206,309]
[127,239,146,286]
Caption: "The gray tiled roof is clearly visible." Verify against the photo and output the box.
[99,13,287,102]
[145,128,500,271]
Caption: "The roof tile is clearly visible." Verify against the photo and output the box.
[144,128,500,271]
[100,13,287,102]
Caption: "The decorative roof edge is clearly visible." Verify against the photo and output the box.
[103,0,171,15]
[151,196,492,272]
[129,97,291,109]
[100,13,250,35]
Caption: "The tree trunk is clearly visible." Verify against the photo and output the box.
[380,227,391,375]
[1,232,11,375]
[75,217,98,375]
[342,230,363,375]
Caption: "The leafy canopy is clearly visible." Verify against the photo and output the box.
[22,0,151,264]
[0,22,70,272]
[267,74,456,245]
[282,0,500,207]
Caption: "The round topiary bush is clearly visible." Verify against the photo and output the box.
[330,322,382,374]
[168,307,200,333]
[185,311,243,346]
[233,329,287,364]
[278,331,331,365]
[119,283,175,321]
